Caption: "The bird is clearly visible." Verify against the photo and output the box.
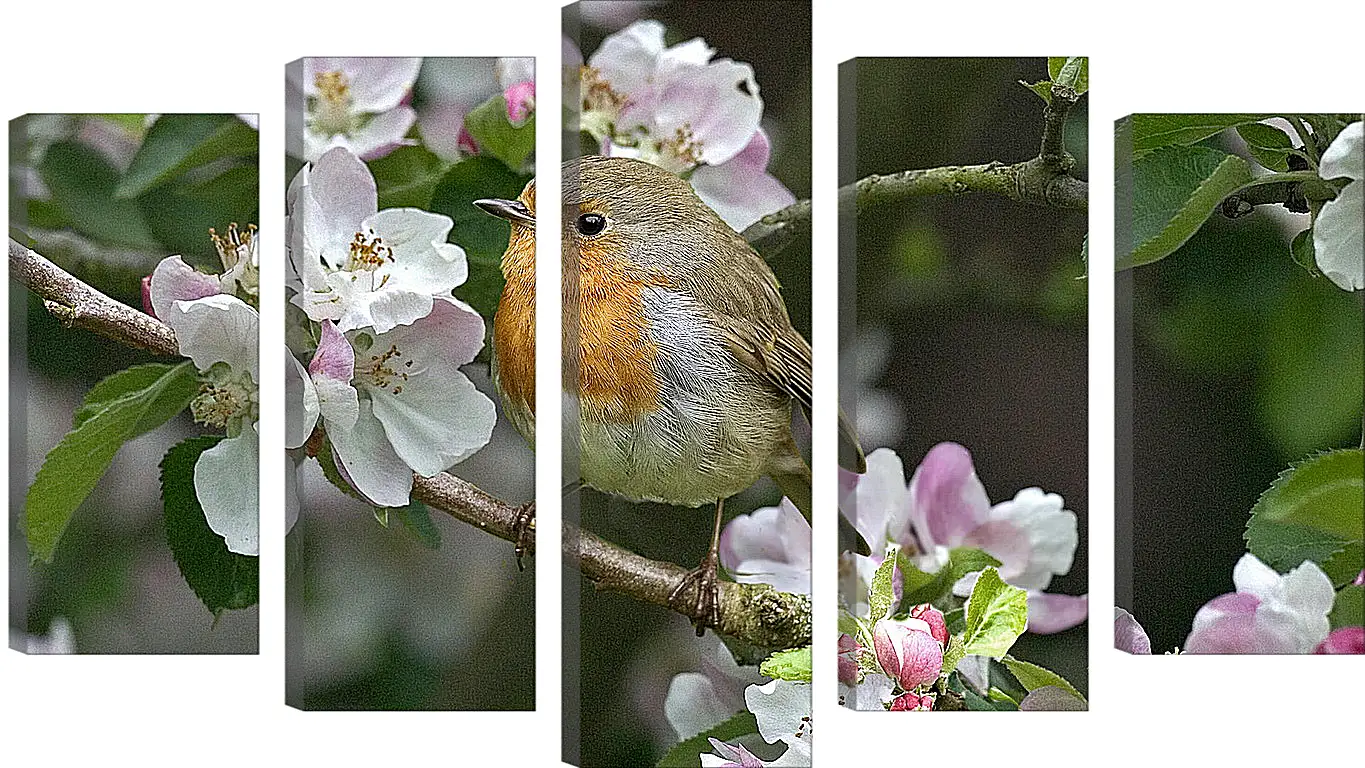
[476,155,864,630]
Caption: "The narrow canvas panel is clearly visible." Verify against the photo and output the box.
[9,113,260,654]
[838,58,1090,710]
[1115,113,1363,656]
[563,2,814,763]
[283,57,536,709]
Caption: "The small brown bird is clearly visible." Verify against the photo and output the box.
[477,155,863,628]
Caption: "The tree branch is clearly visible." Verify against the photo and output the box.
[11,237,810,651]
[9,238,179,357]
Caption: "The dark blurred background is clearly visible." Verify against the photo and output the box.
[1118,123,1363,651]
[565,2,812,764]
[841,58,1090,692]
[9,114,259,653]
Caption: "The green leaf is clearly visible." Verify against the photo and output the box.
[368,145,449,210]
[24,361,198,562]
[1329,585,1363,630]
[38,140,159,249]
[1048,56,1088,95]
[161,435,259,613]
[463,94,536,171]
[943,606,966,634]
[655,710,757,768]
[394,502,442,549]
[961,568,1028,658]
[117,114,258,198]
[940,633,966,676]
[837,609,861,637]
[1019,79,1053,104]
[1001,655,1086,703]
[1246,449,1364,586]
[962,687,1015,711]
[760,646,811,683]
[1121,145,1254,269]
[315,438,366,502]
[74,363,184,427]
[1236,122,1294,172]
[373,507,390,527]
[428,156,531,321]
[868,550,899,621]
[1131,114,1270,158]
[897,546,1001,606]
[1289,228,1318,275]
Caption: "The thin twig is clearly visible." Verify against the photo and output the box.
[9,238,179,356]
[12,238,809,650]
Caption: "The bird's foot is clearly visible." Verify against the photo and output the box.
[668,550,722,636]
[513,502,536,571]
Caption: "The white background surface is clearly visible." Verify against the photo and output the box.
[3,1,1361,766]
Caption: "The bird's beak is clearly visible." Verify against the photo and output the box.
[474,198,535,226]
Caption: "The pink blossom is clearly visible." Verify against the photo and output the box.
[888,692,935,711]
[1314,627,1365,654]
[873,618,942,691]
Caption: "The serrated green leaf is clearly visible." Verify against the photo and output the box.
[39,140,159,249]
[428,156,531,321]
[161,435,259,613]
[74,362,183,427]
[1047,57,1088,95]
[1236,122,1294,172]
[24,361,198,562]
[394,502,442,549]
[1329,585,1363,630]
[1246,449,1364,586]
[655,710,757,768]
[868,550,899,621]
[837,610,861,637]
[1121,145,1254,269]
[1001,655,1086,703]
[1131,114,1270,158]
[940,633,966,676]
[962,568,1028,658]
[1019,79,1053,104]
[988,687,1021,706]
[898,546,1001,607]
[760,646,811,683]
[117,114,258,198]
[463,94,536,171]
[1290,228,1319,275]
[368,145,449,209]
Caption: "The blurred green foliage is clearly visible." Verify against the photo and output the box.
[1126,126,1362,651]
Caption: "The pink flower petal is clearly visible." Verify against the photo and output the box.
[1113,608,1151,654]
[1027,592,1088,634]
[1314,627,1365,654]
[308,320,354,382]
[907,442,991,551]
[149,255,221,321]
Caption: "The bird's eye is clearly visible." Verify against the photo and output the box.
[576,213,607,237]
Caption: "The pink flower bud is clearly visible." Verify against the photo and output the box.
[503,80,536,124]
[908,603,948,647]
[1314,626,1365,655]
[140,275,156,318]
[889,692,935,711]
[873,618,943,691]
[837,633,859,684]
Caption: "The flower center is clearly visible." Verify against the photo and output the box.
[358,343,413,395]
[210,222,259,298]
[191,379,253,431]
[656,124,704,170]
[345,230,394,273]
[312,70,354,135]
[580,65,628,117]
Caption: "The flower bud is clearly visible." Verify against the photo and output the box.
[908,603,948,647]
[888,691,935,711]
[1314,626,1365,655]
[873,618,943,691]
[837,633,860,684]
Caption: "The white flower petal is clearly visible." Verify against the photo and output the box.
[194,425,260,556]
[330,398,414,507]
[1313,179,1362,291]
[285,351,318,449]
[718,498,811,594]
[744,679,810,754]
[346,57,423,113]
[973,487,1078,592]
[664,672,735,741]
[166,293,259,379]
[346,105,418,160]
